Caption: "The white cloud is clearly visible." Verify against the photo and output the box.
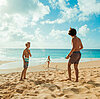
[0,0,50,16]
[42,29,70,49]
[78,14,89,21]
[78,0,100,21]
[78,0,100,15]
[49,0,58,9]
[49,29,67,39]
[0,25,34,42]
[0,0,36,14]
[0,0,50,47]
[78,24,90,36]
[34,28,45,41]
[42,0,100,24]
[0,0,50,28]
[0,26,46,48]
[31,2,50,24]
[0,0,7,6]
[0,0,50,25]
[42,0,79,24]
[11,14,28,28]
[41,6,79,24]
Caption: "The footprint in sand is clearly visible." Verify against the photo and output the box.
[86,80,100,87]
[63,87,88,95]
[15,84,27,94]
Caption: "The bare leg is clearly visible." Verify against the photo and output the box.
[74,64,79,82]
[48,61,50,68]
[67,62,71,80]
[24,68,27,79]
[20,69,25,80]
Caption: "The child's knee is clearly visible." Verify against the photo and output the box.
[74,66,78,70]
[25,68,27,70]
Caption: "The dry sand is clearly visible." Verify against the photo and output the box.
[0,60,100,99]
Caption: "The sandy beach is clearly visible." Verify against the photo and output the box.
[0,60,100,99]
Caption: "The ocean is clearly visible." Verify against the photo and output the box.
[0,48,100,69]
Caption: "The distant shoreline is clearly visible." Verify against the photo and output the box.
[0,59,100,74]
[0,58,100,69]
[0,58,100,70]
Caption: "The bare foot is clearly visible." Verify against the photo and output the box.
[75,80,78,82]
[19,79,24,81]
[65,78,71,81]
[24,78,27,79]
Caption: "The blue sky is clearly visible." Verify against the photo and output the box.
[0,0,100,49]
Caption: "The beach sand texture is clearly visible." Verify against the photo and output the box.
[0,60,100,99]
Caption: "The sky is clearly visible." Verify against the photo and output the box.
[0,0,100,49]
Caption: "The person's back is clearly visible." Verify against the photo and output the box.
[72,36,83,52]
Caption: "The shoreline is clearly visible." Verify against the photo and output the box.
[0,59,100,74]
[0,58,100,69]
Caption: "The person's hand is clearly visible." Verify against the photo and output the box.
[65,55,70,59]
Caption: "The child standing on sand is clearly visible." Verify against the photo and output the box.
[20,42,32,81]
[65,27,83,82]
[47,56,50,68]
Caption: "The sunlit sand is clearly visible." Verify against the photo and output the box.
[0,60,100,99]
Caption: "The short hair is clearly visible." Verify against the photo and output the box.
[25,42,30,47]
[68,28,77,36]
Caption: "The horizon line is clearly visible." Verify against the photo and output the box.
[0,48,100,50]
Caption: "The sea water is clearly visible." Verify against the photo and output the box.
[0,48,100,69]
